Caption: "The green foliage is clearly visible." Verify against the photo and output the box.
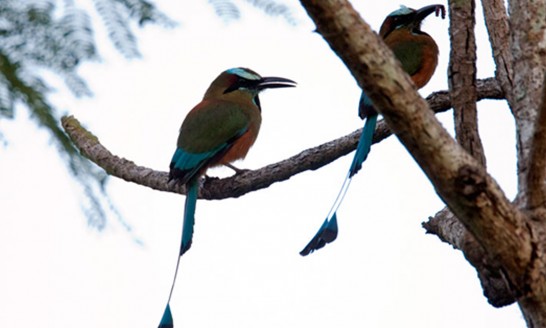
[93,0,176,58]
[209,0,295,24]
[0,0,173,229]
[0,0,294,229]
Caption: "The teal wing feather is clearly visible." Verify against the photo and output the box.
[169,100,250,182]
[169,147,226,183]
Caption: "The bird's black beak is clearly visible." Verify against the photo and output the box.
[415,4,446,23]
[257,76,297,90]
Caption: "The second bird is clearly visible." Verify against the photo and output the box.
[300,4,446,256]
[159,67,295,328]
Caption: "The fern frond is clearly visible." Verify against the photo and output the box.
[244,0,296,24]
[118,0,177,27]
[0,75,14,118]
[208,0,240,23]
[0,51,108,229]
[93,0,141,58]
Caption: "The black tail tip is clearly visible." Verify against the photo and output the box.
[158,304,174,328]
[179,241,192,256]
[299,228,338,256]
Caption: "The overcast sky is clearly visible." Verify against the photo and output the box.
[0,1,526,327]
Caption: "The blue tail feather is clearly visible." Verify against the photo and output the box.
[300,213,338,256]
[349,114,377,177]
[158,304,173,328]
[158,179,199,328]
[180,180,199,255]
[300,106,377,256]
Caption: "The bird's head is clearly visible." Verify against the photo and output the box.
[379,4,445,38]
[204,67,296,110]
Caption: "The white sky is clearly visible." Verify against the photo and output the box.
[0,1,526,327]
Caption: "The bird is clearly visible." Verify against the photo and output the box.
[300,4,446,256]
[159,67,296,328]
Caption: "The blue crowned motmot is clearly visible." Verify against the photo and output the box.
[300,4,445,256]
[159,67,295,328]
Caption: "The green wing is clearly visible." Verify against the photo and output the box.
[177,100,249,153]
[390,40,424,76]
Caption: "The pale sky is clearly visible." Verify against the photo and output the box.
[0,1,526,327]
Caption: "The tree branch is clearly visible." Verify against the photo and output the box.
[480,0,515,105]
[60,79,502,199]
[508,0,546,203]
[527,76,546,209]
[442,1,512,306]
[299,0,531,296]
[449,0,486,166]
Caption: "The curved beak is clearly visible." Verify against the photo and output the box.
[415,4,446,23]
[257,76,297,90]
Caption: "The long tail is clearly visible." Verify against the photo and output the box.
[300,115,377,256]
[349,114,377,177]
[159,180,199,328]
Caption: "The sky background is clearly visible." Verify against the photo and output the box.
[0,1,526,327]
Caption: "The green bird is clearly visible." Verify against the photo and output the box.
[301,4,445,256]
[159,67,295,328]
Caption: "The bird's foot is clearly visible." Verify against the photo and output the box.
[225,163,250,175]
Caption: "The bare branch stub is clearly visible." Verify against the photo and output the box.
[423,207,516,307]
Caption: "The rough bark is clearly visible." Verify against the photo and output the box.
[423,208,515,307]
[443,0,512,307]
[449,0,485,166]
[481,0,515,105]
[509,0,546,206]
[527,78,546,210]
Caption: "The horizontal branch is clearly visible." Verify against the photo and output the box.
[61,78,502,200]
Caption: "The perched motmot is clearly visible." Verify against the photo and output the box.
[300,4,446,256]
[159,67,295,328]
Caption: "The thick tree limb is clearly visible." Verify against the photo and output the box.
[444,0,512,307]
[508,0,546,204]
[299,0,531,300]
[449,0,485,166]
[60,79,502,200]
[527,77,546,210]
[504,2,546,322]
